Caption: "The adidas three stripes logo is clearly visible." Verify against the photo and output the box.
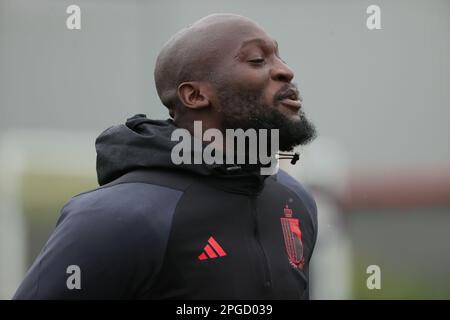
[198,236,227,260]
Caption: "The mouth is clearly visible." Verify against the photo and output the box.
[279,98,302,111]
[278,89,302,111]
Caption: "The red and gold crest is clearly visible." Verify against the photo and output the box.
[280,205,305,269]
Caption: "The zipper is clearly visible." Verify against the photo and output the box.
[249,196,272,289]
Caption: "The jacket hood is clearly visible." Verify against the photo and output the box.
[95,114,268,188]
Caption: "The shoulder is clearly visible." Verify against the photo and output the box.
[50,182,185,273]
[57,182,184,244]
[70,182,183,215]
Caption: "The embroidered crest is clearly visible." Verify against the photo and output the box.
[280,205,305,269]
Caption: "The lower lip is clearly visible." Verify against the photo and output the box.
[279,99,302,111]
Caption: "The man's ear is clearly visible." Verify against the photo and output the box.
[177,81,211,110]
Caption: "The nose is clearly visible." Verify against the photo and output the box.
[270,57,294,82]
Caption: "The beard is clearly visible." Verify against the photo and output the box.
[214,83,317,152]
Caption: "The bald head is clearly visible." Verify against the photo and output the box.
[154,14,264,117]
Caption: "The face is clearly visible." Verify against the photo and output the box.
[207,19,316,151]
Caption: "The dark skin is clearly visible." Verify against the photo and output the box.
[174,15,300,136]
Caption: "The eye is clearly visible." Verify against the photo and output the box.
[248,58,266,65]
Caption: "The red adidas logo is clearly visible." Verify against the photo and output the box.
[198,236,227,260]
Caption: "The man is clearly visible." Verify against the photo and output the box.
[14,13,318,299]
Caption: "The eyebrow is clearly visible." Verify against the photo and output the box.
[238,37,278,52]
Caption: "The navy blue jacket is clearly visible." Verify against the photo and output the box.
[13,114,318,299]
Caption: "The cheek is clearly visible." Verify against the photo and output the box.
[228,64,269,92]
[220,63,277,106]
[239,72,275,106]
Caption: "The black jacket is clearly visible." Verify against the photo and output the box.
[13,114,318,300]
